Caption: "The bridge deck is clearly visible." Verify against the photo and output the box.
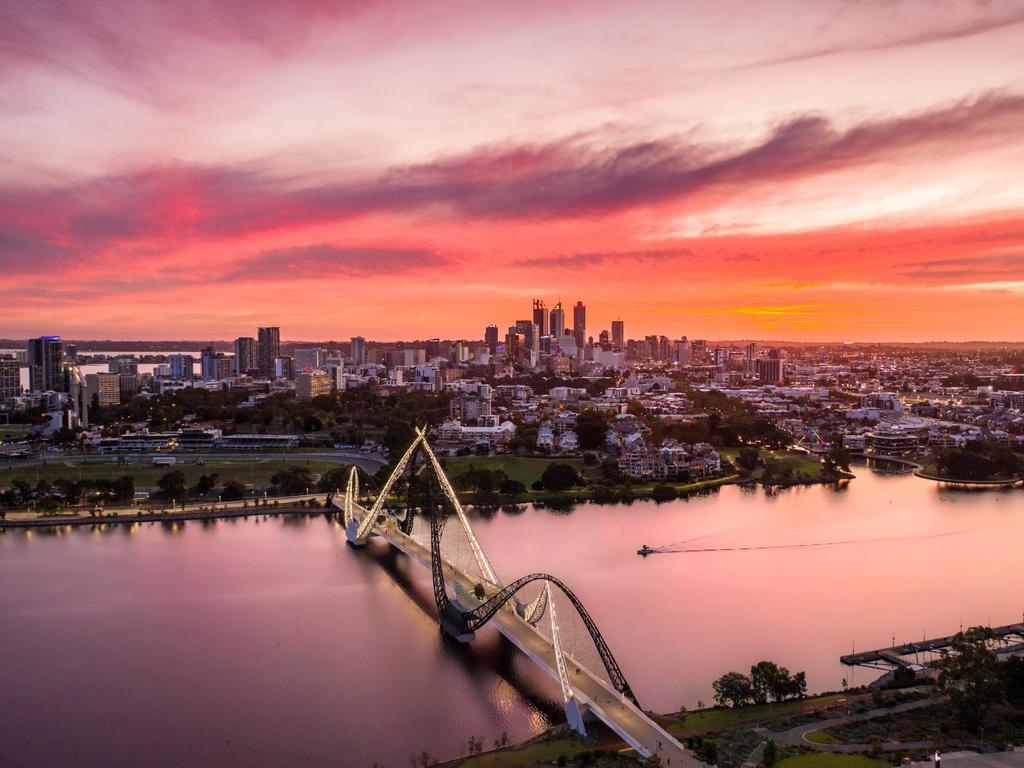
[347,502,696,766]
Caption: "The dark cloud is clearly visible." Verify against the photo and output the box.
[897,252,1024,280]
[220,244,454,281]
[513,248,694,269]
[1,91,1022,272]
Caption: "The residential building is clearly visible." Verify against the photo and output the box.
[350,336,367,366]
[257,326,280,376]
[168,354,195,380]
[294,347,326,370]
[234,337,257,375]
[85,372,121,407]
[484,325,499,354]
[0,358,21,402]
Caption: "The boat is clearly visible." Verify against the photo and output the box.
[637,545,654,556]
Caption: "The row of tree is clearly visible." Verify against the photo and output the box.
[712,661,807,708]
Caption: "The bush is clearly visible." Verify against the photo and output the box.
[651,484,678,501]
[499,479,526,496]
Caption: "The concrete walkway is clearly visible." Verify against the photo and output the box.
[773,695,944,753]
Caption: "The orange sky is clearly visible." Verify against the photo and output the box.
[1,1,1022,341]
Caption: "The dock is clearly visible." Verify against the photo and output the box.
[841,623,1024,670]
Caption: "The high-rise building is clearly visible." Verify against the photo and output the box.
[275,355,295,380]
[64,343,78,363]
[573,301,586,349]
[108,357,138,375]
[550,303,565,338]
[27,336,65,392]
[598,329,610,349]
[425,339,441,360]
[350,336,367,366]
[168,354,194,379]
[234,337,257,375]
[294,347,326,370]
[757,354,784,384]
[745,342,758,377]
[85,372,121,408]
[691,339,707,361]
[504,331,523,363]
[484,325,499,354]
[0,358,20,402]
[257,326,280,376]
[611,320,624,350]
[514,320,539,352]
[296,370,332,401]
[532,299,548,337]
[200,345,217,379]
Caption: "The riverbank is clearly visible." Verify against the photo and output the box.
[0,494,328,529]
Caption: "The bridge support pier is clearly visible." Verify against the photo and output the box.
[563,696,588,739]
[345,519,370,547]
[440,599,476,643]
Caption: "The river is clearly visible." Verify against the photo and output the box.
[2,468,1022,767]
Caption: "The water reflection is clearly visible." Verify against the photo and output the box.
[1,470,1021,767]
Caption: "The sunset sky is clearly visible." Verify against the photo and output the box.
[1,0,1022,342]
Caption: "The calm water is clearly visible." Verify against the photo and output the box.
[2,469,1023,767]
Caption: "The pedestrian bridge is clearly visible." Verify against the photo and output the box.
[331,429,695,765]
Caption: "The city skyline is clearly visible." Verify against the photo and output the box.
[2,1,1023,342]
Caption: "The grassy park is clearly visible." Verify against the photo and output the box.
[0,458,350,490]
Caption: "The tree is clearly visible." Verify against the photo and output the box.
[823,447,851,475]
[499,479,526,496]
[712,671,753,708]
[473,583,486,600]
[271,465,314,494]
[938,627,1004,730]
[763,740,778,767]
[157,470,186,501]
[750,661,782,704]
[195,473,219,496]
[222,480,246,501]
[737,447,760,472]
[540,463,579,492]
[576,410,608,451]
[651,484,677,501]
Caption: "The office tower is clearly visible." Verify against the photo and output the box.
[64,343,78,362]
[691,339,707,361]
[611,320,624,350]
[745,342,758,376]
[275,356,295,380]
[672,339,691,364]
[234,337,257,375]
[0,358,20,402]
[757,354,783,383]
[598,330,610,349]
[257,326,280,376]
[573,300,586,349]
[514,320,539,352]
[27,336,65,392]
[168,354,195,379]
[296,370,332,401]
[532,299,548,337]
[294,347,326,370]
[485,325,499,354]
[349,336,367,366]
[504,331,523,363]
[425,339,441,359]
[550,302,565,338]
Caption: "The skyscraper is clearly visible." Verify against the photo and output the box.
[257,326,280,377]
[573,300,586,349]
[550,302,565,338]
[350,336,367,366]
[27,336,65,392]
[611,320,624,350]
[168,354,195,379]
[484,325,499,354]
[234,337,257,375]
[532,299,547,337]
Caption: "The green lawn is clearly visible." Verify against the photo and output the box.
[776,755,887,768]
[666,695,846,736]
[0,459,349,490]
[443,456,585,487]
